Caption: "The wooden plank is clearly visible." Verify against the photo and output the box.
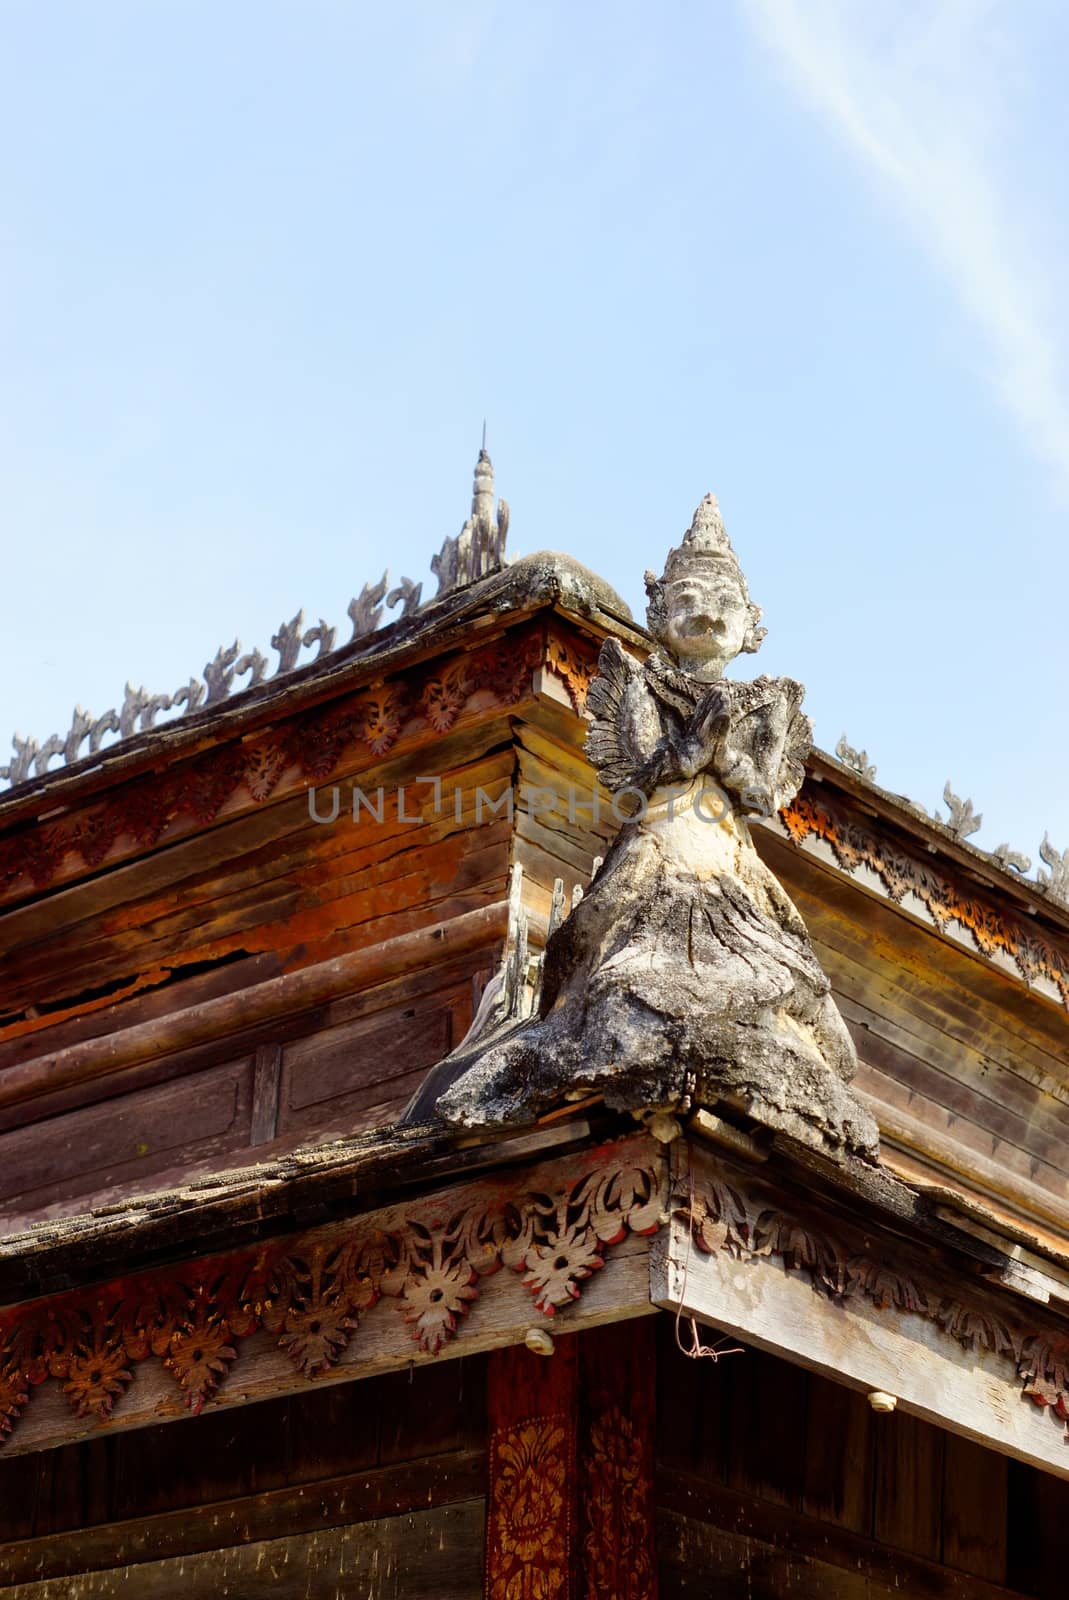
[802,1368,874,1533]
[861,1068,1069,1225]
[832,970,1069,1129]
[0,901,508,1114]
[93,1351,484,1529]
[378,1354,486,1466]
[844,1003,1069,1177]
[278,1001,449,1128]
[837,981,1069,1144]
[761,831,1069,1067]
[1005,1458,1069,1598]
[0,748,516,997]
[657,1474,1026,1600]
[0,952,281,1076]
[0,1451,485,1585]
[654,1312,713,1476]
[0,1499,485,1598]
[651,1217,1069,1482]
[0,631,537,911]
[0,948,481,1142]
[248,1043,282,1145]
[724,1342,808,1511]
[0,1059,254,1215]
[943,1431,1008,1582]
[872,1407,944,1560]
[768,837,1069,1068]
[2,819,511,1010]
[659,1521,866,1600]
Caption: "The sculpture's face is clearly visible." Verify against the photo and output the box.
[660,562,750,665]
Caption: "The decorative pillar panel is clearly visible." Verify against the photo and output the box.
[485,1322,659,1600]
[579,1320,658,1600]
[486,1337,579,1599]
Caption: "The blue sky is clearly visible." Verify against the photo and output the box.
[1,1,1066,872]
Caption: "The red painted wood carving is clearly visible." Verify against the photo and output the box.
[781,788,1069,1007]
[544,630,600,714]
[0,626,545,902]
[579,1321,658,1600]
[0,1137,663,1447]
[486,1339,578,1600]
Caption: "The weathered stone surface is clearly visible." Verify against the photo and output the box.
[428,495,880,1161]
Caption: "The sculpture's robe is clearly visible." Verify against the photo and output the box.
[436,659,879,1159]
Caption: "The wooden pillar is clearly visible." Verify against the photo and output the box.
[485,1319,658,1600]
[578,1319,658,1599]
[486,1334,579,1599]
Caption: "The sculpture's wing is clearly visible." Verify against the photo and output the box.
[584,638,662,793]
[776,684,812,810]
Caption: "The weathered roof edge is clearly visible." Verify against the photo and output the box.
[1,542,1065,943]
[3,1104,1067,1335]
[0,549,635,829]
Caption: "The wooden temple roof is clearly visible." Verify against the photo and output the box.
[1,523,1068,1492]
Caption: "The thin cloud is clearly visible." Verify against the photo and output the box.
[745,0,1069,494]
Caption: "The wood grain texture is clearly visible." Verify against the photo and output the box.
[657,1482,1024,1600]
[0,1500,485,1598]
[0,1351,486,1545]
[0,1451,485,1585]
[943,1431,1008,1582]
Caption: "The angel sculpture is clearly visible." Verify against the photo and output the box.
[425,496,879,1160]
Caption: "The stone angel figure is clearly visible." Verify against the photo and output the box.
[425,496,878,1160]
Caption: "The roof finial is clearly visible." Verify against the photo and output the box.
[472,431,495,523]
[428,438,510,599]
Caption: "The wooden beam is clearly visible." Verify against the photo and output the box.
[7,1239,654,1459]
[651,1214,1069,1482]
[0,1450,485,1586]
[0,1134,663,1458]
[0,1500,485,1599]
[658,1469,1026,1600]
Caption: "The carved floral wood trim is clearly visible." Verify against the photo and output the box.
[0,628,545,902]
[678,1144,1069,1439]
[3,1128,1067,1456]
[780,789,1069,1008]
[544,629,600,715]
[0,1137,664,1448]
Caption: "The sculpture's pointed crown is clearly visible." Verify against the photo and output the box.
[661,494,742,583]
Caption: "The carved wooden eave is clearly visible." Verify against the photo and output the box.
[0,552,635,904]
[653,1132,1069,1481]
[787,747,1069,1005]
[5,1119,1069,1485]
